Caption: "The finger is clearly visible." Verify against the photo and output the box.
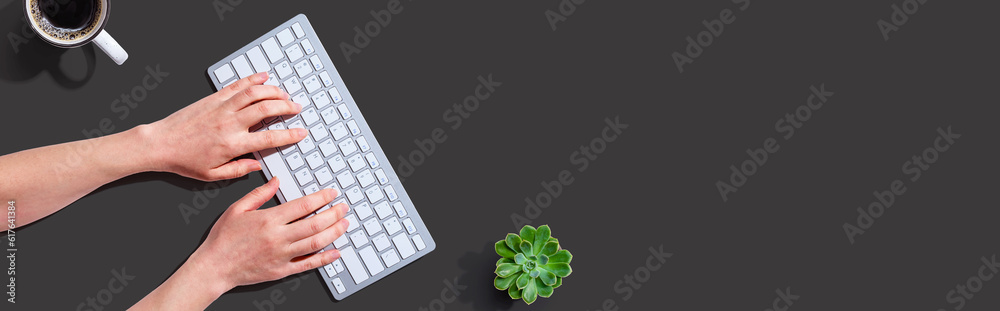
[218,72,270,100]
[227,85,288,111]
[230,177,279,213]
[287,218,350,257]
[243,128,308,152]
[272,188,336,223]
[284,202,349,242]
[284,249,341,277]
[204,158,262,181]
[238,99,302,127]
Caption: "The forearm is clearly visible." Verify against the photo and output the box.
[0,125,159,225]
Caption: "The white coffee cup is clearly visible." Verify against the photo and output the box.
[23,0,128,65]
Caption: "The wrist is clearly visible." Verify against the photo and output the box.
[128,123,171,173]
[184,247,237,297]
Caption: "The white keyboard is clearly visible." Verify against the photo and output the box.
[206,14,436,300]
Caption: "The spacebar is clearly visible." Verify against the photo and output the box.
[260,148,303,202]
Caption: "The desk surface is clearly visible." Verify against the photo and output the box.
[2,0,999,310]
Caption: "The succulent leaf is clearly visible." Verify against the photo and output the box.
[553,276,562,289]
[505,233,522,251]
[497,258,515,265]
[495,274,519,290]
[508,286,522,299]
[538,254,549,265]
[496,263,521,277]
[514,253,527,265]
[516,271,532,289]
[541,241,559,256]
[548,237,558,244]
[523,280,538,305]
[533,225,551,255]
[549,249,572,263]
[536,278,554,298]
[538,268,557,286]
[518,241,533,255]
[495,240,516,259]
[529,269,540,278]
[543,263,572,277]
[519,225,536,244]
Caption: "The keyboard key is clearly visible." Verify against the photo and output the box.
[329,155,347,172]
[324,263,337,278]
[305,152,323,170]
[383,217,402,235]
[337,171,355,188]
[344,213,360,232]
[286,119,304,130]
[276,28,294,46]
[373,201,391,219]
[231,55,253,79]
[294,168,313,186]
[375,169,389,185]
[381,250,400,268]
[392,234,415,259]
[330,123,348,140]
[297,135,316,153]
[319,71,334,87]
[260,148,302,201]
[316,167,333,185]
[384,185,398,201]
[355,202,374,220]
[366,153,380,168]
[310,55,323,71]
[303,75,322,94]
[412,235,426,251]
[321,107,339,125]
[286,43,304,62]
[363,218,382,236]
[332,259,345,273]
[264,71,280,86]
[283,76,303,94]
[345,186,364,204]
[301,38,315,54]
[286,152,305,170]
[339,247,368,284]
[330,87,344,102]
[357,170,375,188]
[392,202,407,217]
[331,278,346,294]
[365,186,385,203]
[247,46,270,73]
[312,91,332,108]
[356,136,371,152]
[291,22,305,38]
[337,104,351,119]
[347,120,361,136]
[292,91,310,106]
[261,37,283,63]
[311,125,329,141]
[214,64,234,82]
[358,246,384,276]
[347,154,365,172]
[339,138,358,156]
[304,184,320,195]
[403,218,416,234]
[275,61,293,79]
[350,230,368,248]
[294,59,312,78]
[372,234,390,252]
[319,139,337,157]
[301,107,320,125]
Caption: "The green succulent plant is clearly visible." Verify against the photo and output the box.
[494,225,573,305]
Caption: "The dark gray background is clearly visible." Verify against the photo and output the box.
[2,0,998,310]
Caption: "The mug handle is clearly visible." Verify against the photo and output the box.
[92,30,128,65]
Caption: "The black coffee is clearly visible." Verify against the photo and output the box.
[39,0,96,30]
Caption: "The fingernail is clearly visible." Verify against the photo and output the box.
[340,204,349,214]
[256,72,268,81]
[251,162,262,171]
[294,101,302,110]
[296,128,308,137]
[284,91,291,99]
